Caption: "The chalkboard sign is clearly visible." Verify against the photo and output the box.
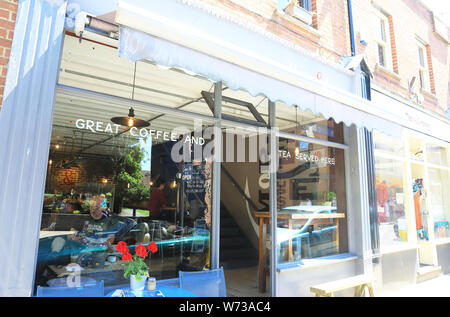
[182,164,193,181]
[184,164,206,194]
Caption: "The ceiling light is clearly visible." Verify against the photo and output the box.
[110,61,150,128]
[111,107,149,128]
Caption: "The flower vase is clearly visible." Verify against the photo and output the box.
[130,274,147,291]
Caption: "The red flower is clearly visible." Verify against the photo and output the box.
[147,242,158,254]
[122,252,132,261]
[136,243,148,258]
[115,241,128,254]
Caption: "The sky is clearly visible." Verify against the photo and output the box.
[423,0,450,25]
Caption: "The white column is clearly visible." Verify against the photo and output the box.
[0,0,67,296]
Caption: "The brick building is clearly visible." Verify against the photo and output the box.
[0,0,449,297]
[0,0,18,108]
[0,1,448,117]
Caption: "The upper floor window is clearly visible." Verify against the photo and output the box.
[417,41,430,92]
[278,0,311,12]
[297,0,311,11]
[279,0,313,26]
[372,9,392,71]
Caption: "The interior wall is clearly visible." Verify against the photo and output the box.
[221,131,267,250]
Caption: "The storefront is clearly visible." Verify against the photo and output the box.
[0,0,448,297]
[370,89,450,291]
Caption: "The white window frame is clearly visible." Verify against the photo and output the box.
[417,40,431,93]
[372,9,392,71]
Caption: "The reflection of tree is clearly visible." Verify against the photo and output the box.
[111,142,150,213]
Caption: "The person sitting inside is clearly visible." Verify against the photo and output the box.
[37,196,136,265]
[70,195,136,247]
[147,180,166,220]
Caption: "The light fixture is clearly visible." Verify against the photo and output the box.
[55,144,60,150]
[110,62,150,128]
[111,107,149,128]
[49,159,53,165]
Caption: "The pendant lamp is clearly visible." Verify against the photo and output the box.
[111,62,150,128]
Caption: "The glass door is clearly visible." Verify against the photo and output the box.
[409,136,436,266]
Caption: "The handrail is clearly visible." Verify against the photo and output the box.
[221,164,262,212]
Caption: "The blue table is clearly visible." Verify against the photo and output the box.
[106,285,196,297]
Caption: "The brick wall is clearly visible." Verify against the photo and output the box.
[352,0,449,116]
[0,0,447,117]
[194,0,448,117]
[196,0,351,63]
[0,0,18,109]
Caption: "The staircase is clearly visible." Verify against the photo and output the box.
[220,204,258,269]
[417,265,442,283]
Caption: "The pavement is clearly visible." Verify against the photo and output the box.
[378,274,450,297]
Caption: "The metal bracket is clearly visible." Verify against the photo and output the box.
[201,91,267,127]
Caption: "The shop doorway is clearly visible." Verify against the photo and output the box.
[218,128,270,297]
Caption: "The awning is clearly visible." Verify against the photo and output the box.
[118,25,400,136]
[112,0,448,140]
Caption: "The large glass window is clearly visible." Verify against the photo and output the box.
[36,91,214,293]
[276,134,347,263]
[428,168,450,239]
[35,34,217,294]
[276,103,345,144]
[373,131,408,248]
[374,157,407,246]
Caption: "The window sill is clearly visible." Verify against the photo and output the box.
[379,243,418,255]
[273,9,321,38]
[436,237,450,246]
[277,253,358,273]
[375,64,401,81]
[419,88,437,101]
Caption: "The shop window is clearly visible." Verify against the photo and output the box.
[373,131,409,248]
[428,168,450,239]
[409,135,424,161]
[373,130,403,157]
[374,157,407,247]
[276,135,348,262]
[426,143,448,166]
[276,103,345,144]
[35,85,214,293]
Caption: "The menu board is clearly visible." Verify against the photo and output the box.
[184,164,206,194]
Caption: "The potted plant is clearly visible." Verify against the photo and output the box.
[115,241,158,291]
[320,191,336,206]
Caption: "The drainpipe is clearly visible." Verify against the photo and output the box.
[347,0,356,56]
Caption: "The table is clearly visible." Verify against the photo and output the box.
[106,285,197,297]
[255,210,345,293]
[48,260,124,278]
[39,231,74,239]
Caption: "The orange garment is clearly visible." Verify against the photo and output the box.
[376,182,389,206]
[414,190,423,230]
